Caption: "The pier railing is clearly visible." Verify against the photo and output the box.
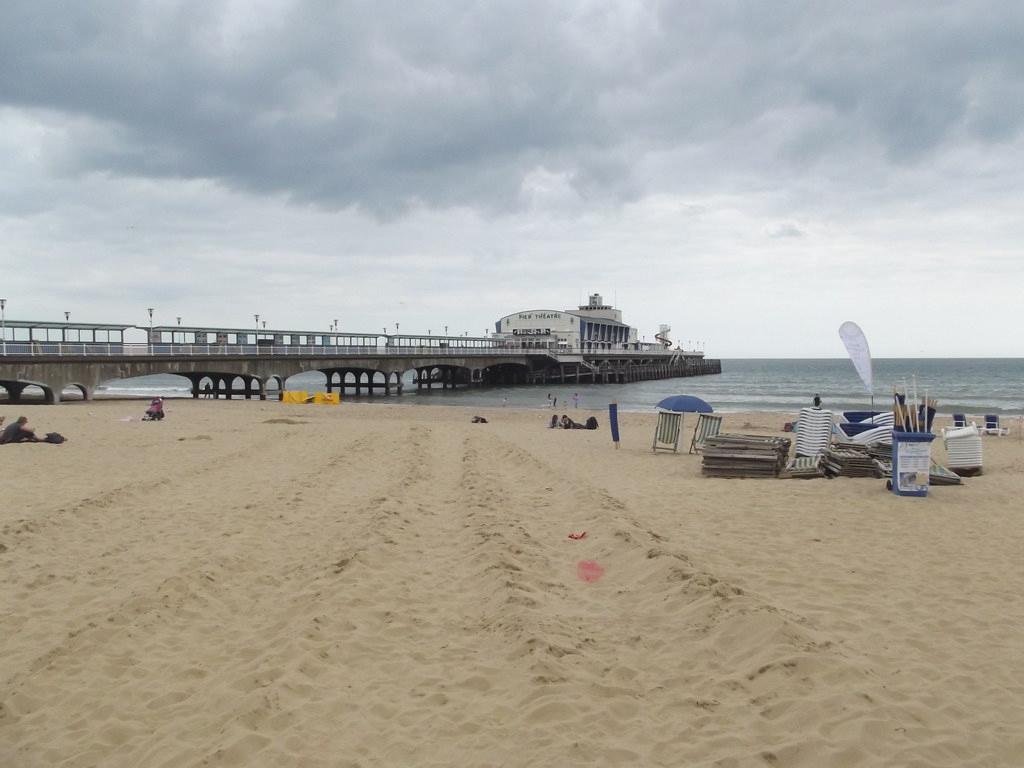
[0,342,696,360]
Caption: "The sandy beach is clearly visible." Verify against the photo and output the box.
[1,400,1022,767]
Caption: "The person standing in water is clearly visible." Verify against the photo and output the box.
[812,393,822,408]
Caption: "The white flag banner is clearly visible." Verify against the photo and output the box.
[838,321,873,395]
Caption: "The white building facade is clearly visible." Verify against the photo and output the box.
[493,294,648,352]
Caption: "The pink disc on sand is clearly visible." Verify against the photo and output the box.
[577,560,605,583]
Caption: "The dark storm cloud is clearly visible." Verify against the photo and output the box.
[1,1,1023,214]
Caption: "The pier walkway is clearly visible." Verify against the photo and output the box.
[0,322,720,403]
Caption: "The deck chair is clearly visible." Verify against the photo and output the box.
[981,414,1009,436]
[689,413,723,454]
[952,413,968,428]
[652,411,683,453]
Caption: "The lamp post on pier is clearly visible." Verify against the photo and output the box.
[63,311,70,344]
[253,314,260,347]
[147,308,154,354]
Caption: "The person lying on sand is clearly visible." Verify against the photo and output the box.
[559,415,597,430]
[471,415,488,423]
[0,416,40,444]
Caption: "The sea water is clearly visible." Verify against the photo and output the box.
[90,358,1024,415]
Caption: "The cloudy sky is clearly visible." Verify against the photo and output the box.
[2,1,1022,356]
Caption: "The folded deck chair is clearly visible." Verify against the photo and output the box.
[952,413,968,428]
[981,414,1009,436]
[689,413,723,454]
[652,410,683,453]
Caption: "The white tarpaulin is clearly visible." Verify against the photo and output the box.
[838,321,873,395]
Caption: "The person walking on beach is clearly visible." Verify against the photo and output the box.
[547,393,553,408]
[812,393,822,409]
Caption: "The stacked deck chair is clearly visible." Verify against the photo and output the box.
[866,442,893,472]
[941,424,983,476]
[794,408,834,457]
[836,411,894,440]
[841,410,883,424]
[689,413,724,454]
[652,411,683,453]
[786,408,833,475]
[702,434,791,478]
[845,423,894,446]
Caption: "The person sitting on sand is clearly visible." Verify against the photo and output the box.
[0,416,40,444]
[143,397,165,421]
[549,414,559,428]
[471,415,488,423]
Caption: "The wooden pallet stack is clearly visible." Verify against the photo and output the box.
[701,434,792,478]
[820,446,885,478]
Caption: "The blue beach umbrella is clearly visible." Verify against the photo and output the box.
[655,395,713,414]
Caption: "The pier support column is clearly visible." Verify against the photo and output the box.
[5,382,27,404]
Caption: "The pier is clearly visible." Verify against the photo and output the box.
[0,320,721,403]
